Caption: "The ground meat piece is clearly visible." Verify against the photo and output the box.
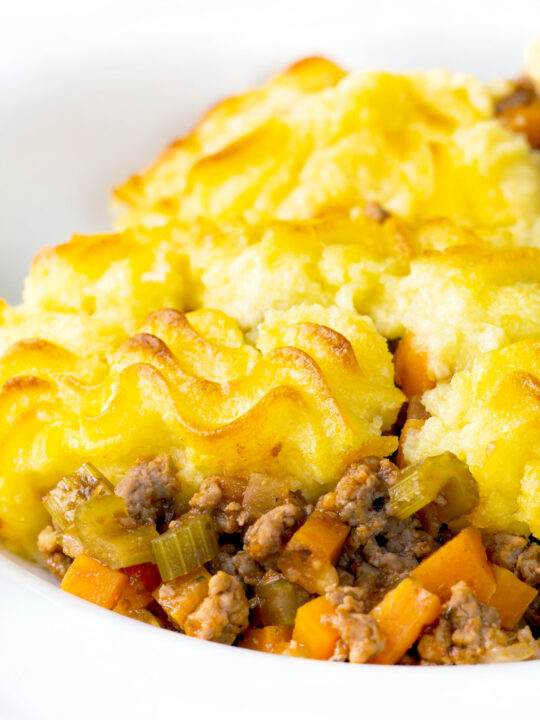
[418,582,537,665]
[189,477,251,534]
[327,459,436,608]
[232,551,264,586]
[326,585,369,613]
[483,531,540,586]
[325,588,385,663]
[244,503,305,564]
[516,543,540,586]
[115,454,179,528]
[524,594,540,636]
[318,460,390,548]
[209,545,238,577]
[184,571,249,645]
[483,532,527,572]
[361,516,437,591]
[352,561,387,610]
[37,525,72,581]
[337,568,355,586]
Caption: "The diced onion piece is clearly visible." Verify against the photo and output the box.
[43,463,114,530]
[243,475,289,517]
[75,495,158,569]
[152,513,218,581]
[389,452,478,521]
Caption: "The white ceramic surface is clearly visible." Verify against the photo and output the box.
[2,2,540,718]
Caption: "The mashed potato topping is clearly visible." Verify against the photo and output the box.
[4,53,540,559]
[115,61,540,247]
[403,340,540,536]
[0,304,403,556]
[375,242,540,380]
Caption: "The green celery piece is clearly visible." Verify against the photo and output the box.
[256,577,310,626]
[389,452,478,521]
[43,463,114,530]
[152,513,218,581]
[75,494,158,569]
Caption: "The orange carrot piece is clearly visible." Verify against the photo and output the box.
[61,553,128,609]
[370,578,441,665]
[278,510,349,595]
[488,564,538,630]
[239,626,293,654]
[394,332,436,398]
[292,596,339,660]
[153,567,211,629]
[119,576,154,610]
[410,526,496,603]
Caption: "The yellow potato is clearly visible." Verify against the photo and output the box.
[114,60,540,248]
[0,307,403,557]
[403,340,540,536]
[376,242,540,380]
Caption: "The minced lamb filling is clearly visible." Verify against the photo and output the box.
[39,449,540,665]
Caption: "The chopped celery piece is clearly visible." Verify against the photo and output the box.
[152,513,218,581]
[75,495,158,569]
[256,577,310,626]
[43,463,114,530]
[389,452,478,521]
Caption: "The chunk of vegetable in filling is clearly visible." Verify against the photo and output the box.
[75,494,159,569]
[240,626,292,654]
[278,510,349,594]
[154,567,212,629]
[389,452,479,521]
[61,553,128,609]
[370,578,441,665]
[43,463,114,531]
[488,564,538,630]
[256,575,310,627]
[152,512,219,581]
[292,596,340,660]
[411,526,496,603]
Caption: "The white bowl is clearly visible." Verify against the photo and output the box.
[2,3,540,718]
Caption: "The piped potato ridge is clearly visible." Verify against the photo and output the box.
[0,305,403,556]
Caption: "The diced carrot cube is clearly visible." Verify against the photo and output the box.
[394,332,436,398]
[370,578,441,665]
[410,526,496,603]
[278,510,349,595]
[292,596,339,660]
[61,553,128,609]
[488,564,538,630]
[153,567,210,630]
[239,626,293,654]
